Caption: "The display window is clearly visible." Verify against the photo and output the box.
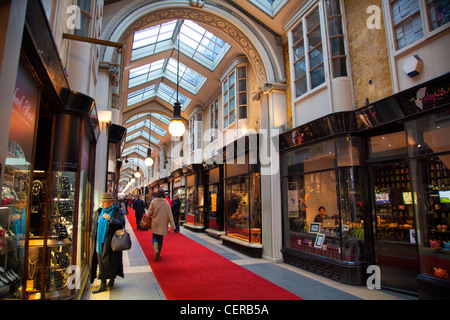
[173,187,186,221]
[407,110,450,282]
[372,162,416,243]
[1,58,40,299]
[281,137,365,262]
[186,185,204,227]
[225,173,261,244]
[208,185,221,230]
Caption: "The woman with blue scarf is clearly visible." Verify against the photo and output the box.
[89,192,125,294]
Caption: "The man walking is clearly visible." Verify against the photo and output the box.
[132,194,146,230]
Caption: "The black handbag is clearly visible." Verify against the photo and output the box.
[111,228,132,252]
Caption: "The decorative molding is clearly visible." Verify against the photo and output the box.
[118,7,267,87]
[252,82,287,101]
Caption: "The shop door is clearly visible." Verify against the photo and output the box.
[370,161,420,294]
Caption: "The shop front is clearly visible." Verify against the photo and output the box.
[279,73,450,296]
[183,164,205,231]
[0,2,99,300]
[204,163,224,239]
[221,135,262,257]
[170,169,186,223]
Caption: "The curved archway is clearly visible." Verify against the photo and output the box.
[102,2,282,87]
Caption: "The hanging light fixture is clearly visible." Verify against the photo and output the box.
[145,114,154,167]
[134,165,141,178]
[169,21,186,137]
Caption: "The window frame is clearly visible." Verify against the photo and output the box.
[289,3,328,100]
[209,98,219,143]
[385,0,450,54]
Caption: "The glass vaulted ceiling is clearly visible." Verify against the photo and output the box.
[123,20,229,171]
[126,19,230,111]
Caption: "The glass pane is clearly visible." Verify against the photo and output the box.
[372,162,415,243]
[294,58,306,79]
[328,16,343,37]
[369,131,407,158]
[309,45,323,69]
[428,0,450,30]
[282,170,340,260]
[225,177,250,242]
[308,27,322,49]
[307,8,320,32]
[294,40,305,60]
[311,65,325,89]
[332,57,348,78]
[330,36,346,57]
[326,0,342,16]
[292,23,303,43]
[295,76,307,97]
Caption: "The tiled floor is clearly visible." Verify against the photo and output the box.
[82,217,417,301]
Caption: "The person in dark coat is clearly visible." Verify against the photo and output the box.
[171,195,181,233]
[132,194,145,230]
[89,192,125,294]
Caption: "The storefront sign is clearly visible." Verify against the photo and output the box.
[9,61,39,162]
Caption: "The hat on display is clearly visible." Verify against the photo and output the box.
[101,192,115,201]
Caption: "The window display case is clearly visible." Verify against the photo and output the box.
[373,162,416,243]
[26,171,77,300]
[185,185,204,228]
[225,174,261,244]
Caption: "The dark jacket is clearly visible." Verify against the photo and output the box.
[171,198,181,220]
[89,205,125,283]
[132,198,145,218]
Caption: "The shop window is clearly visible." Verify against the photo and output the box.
[388,0,450,51]
[406,110,450,281]
[281,138,365,262]
[225,174,261,244]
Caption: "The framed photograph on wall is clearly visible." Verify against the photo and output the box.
[314,233,325,248]
[309,222,321,233]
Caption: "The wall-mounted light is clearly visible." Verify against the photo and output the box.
[98,110,112,123]
[403,55,423,78]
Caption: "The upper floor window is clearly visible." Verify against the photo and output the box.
[388,0,450,50]
[223,71,236,128]
[209,98,219,143]
[75,0,92,37]
[222,64,248,129]
[291,7,325,98]
[326,0,348,78]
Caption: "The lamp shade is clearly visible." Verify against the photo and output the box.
[145,147,154,167]
[169,102,185,137]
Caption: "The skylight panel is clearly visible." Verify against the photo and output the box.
[130,20,230,71]
[127,85,156,106]
[127,119,167,138]
[158,82,190,111]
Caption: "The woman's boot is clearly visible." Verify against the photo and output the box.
[153,242,160,262]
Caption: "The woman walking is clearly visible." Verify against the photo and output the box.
[89,192,125,293]
[147,188,175,261]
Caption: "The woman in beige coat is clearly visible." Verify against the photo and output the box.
[147,188,175,261]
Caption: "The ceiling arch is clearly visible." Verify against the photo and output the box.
[102,3,279,86]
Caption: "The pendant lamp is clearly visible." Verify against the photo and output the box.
[145,114,154,167]
[169,21,186,137]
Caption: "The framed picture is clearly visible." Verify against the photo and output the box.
[314,233,325,248]
[309,222,321,234]
[342,224,350,232]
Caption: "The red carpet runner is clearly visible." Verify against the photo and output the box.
[126,208,302,300]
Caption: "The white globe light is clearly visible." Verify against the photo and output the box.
[145,156,154,167]
[134,171,141,178]
[169,120,185,137]
[130,178,135,183]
